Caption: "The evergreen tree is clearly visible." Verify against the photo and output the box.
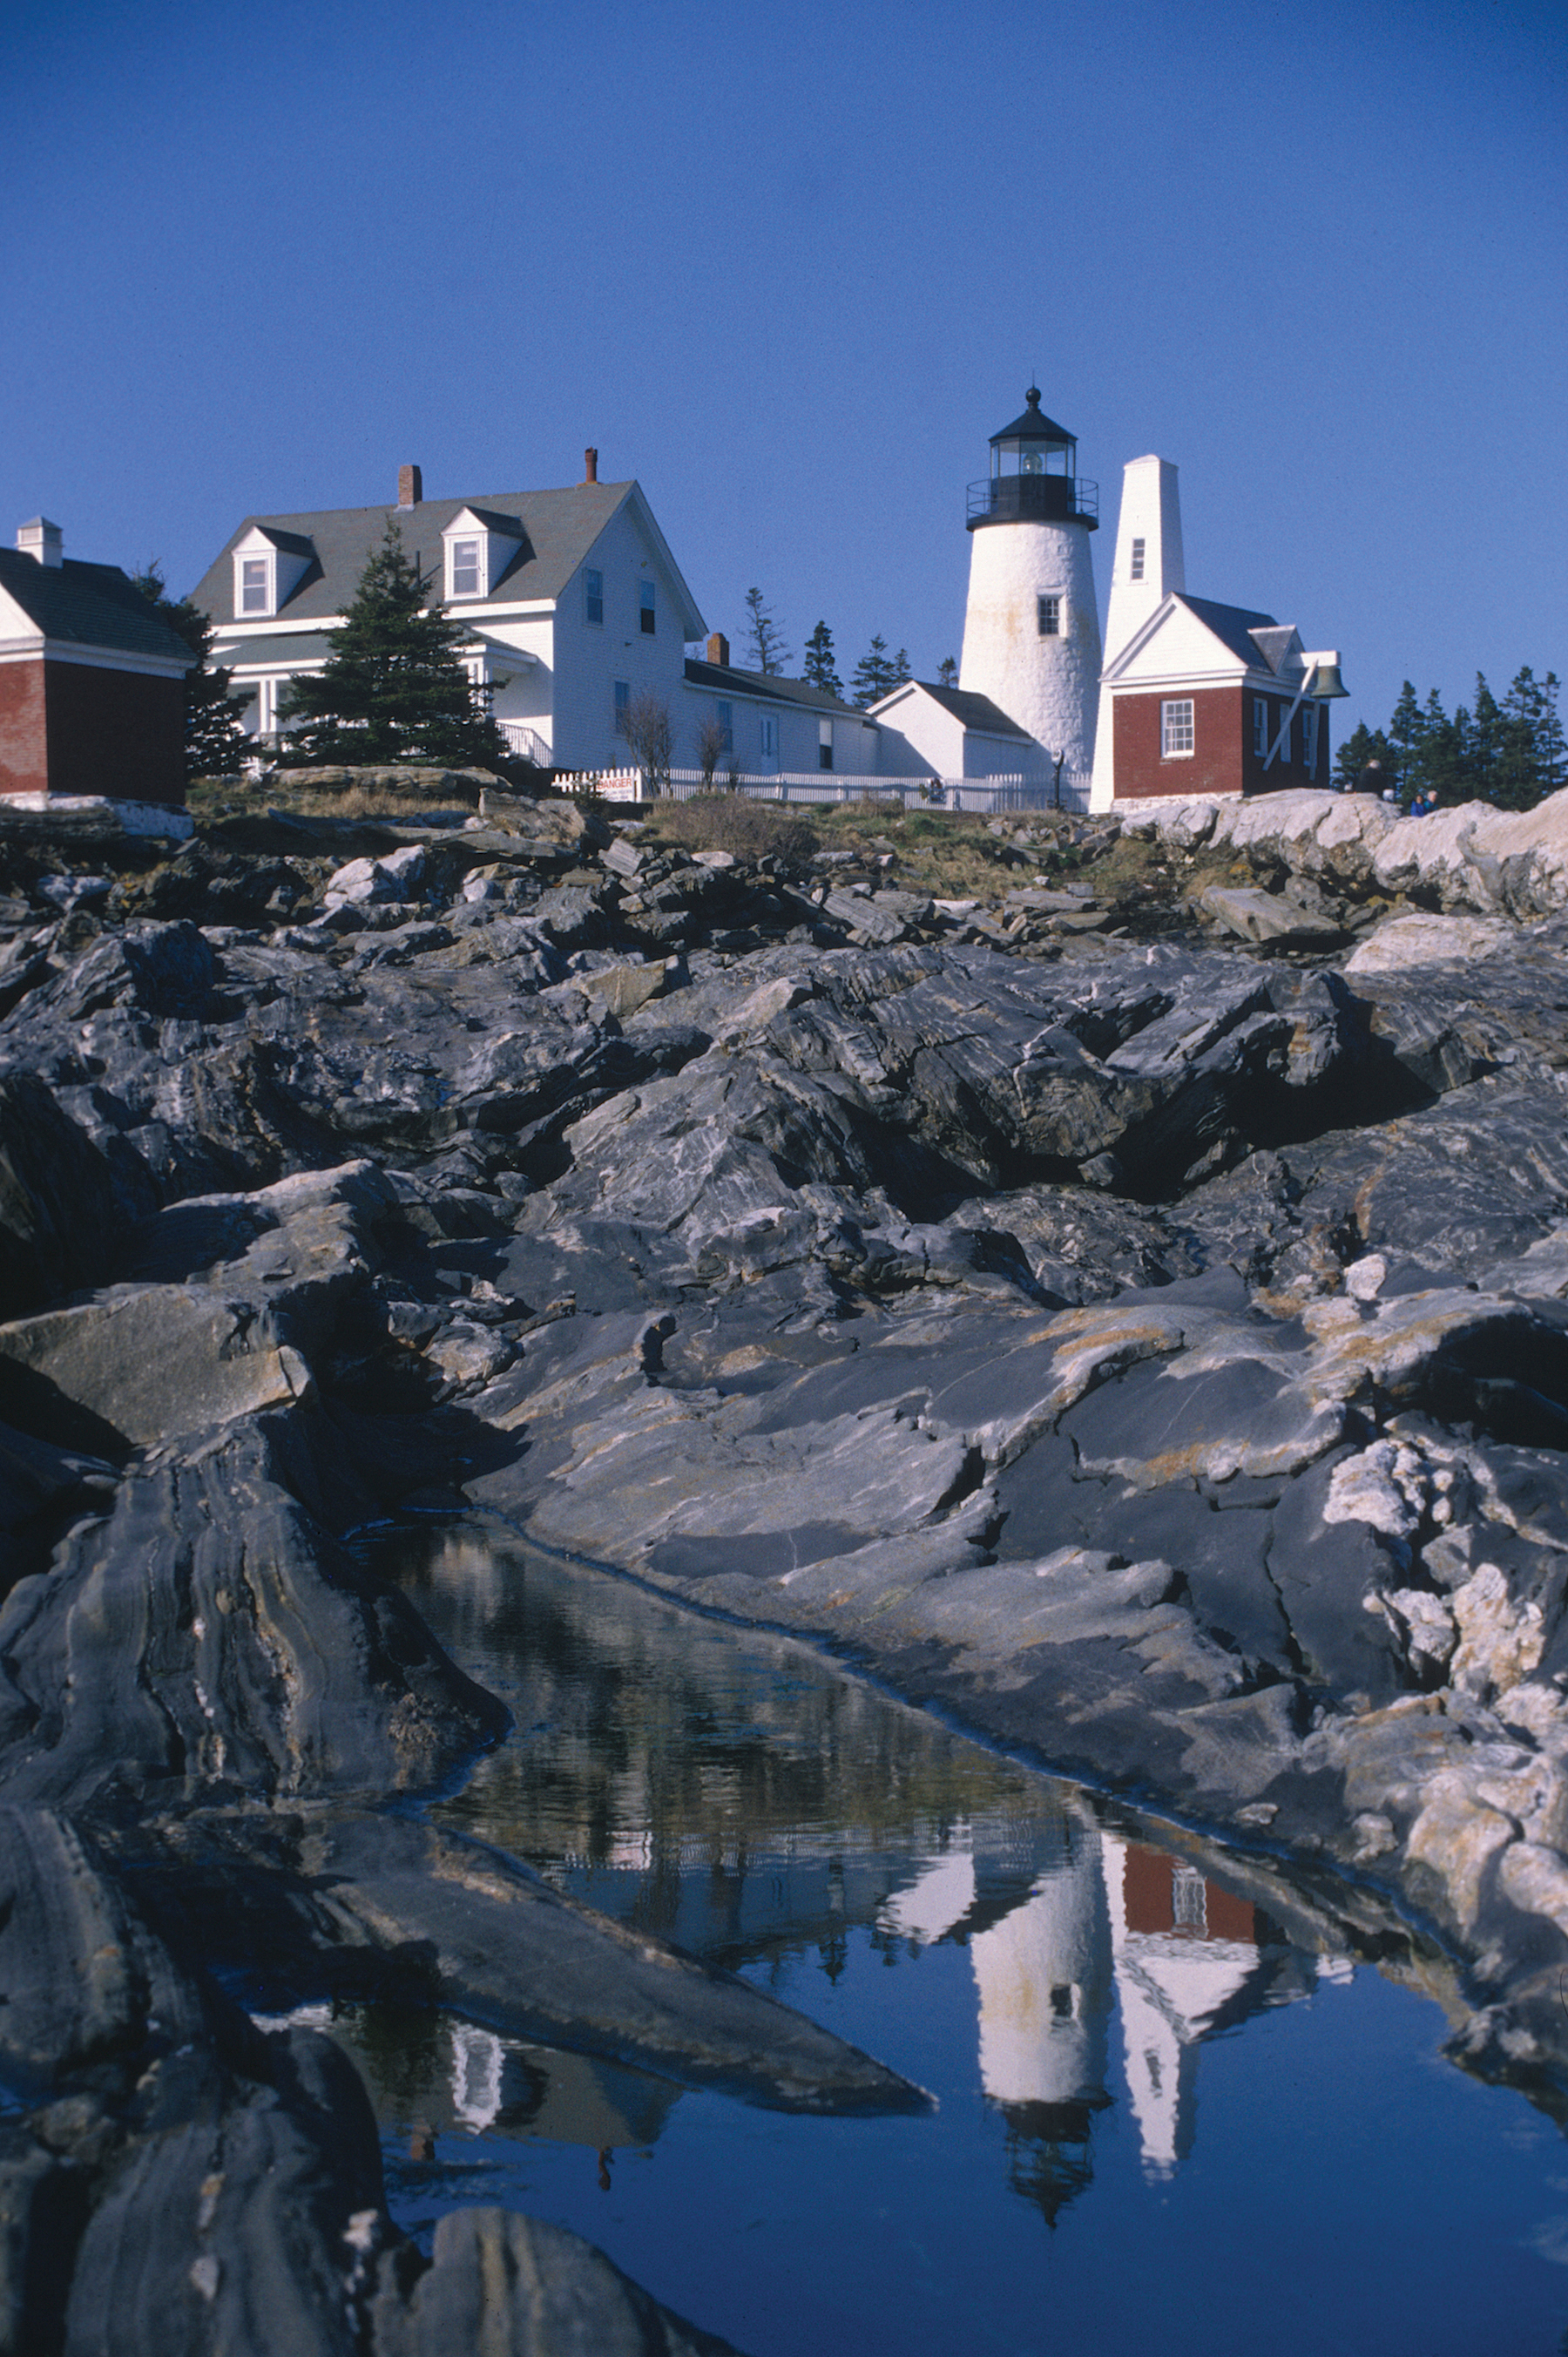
[1331,721,1396,793]
[1497,667,1565,809]
[743,587,790,676]
[801,620,842,699]
[937,656,959,688]
[1408,688,1472,807]
[850,634,898,709]
[275,520,508,769]
[1388,680,1424,800]
[132,564,252,780]
[890,647,913,688]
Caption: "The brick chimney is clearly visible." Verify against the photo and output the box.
[706,632,730,667]
[397,464,422,509]
[17,517,63,567]
[584,448,598,484]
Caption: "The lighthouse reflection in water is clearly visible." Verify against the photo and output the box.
[347,1526,1353,2233]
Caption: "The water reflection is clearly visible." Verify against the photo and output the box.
[357,1522,1356,2222]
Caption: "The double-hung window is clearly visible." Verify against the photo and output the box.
[450,538,482,598]
[639,579,656,635]
[819,718,834,772]
[1130,538,1146,582]
[1161,698,1195,757]
[613,680,630,733]
[715,700,733,753]
[1302,702,1320,779]
[240,557,270,615]
[760,714,778,758]
[1254,697,1271,760]
[585,568,604,627]
[1037,593,1061,637]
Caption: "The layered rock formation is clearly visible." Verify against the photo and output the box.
[7,777,1568,2344]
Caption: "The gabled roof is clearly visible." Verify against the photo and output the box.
[1103,592,1288,685]
[1168,594,1281,666]
[0,548,195,666]
[448,505,527,538]
[193,480,703,635]
[1247,625,1303,677]
[242,525,317,559]
[870,679,1034,741]
[683,657,865,718]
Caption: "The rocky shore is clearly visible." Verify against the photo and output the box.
[7,774,1568,2349]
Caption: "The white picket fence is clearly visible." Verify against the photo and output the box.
[557,767,1093,814]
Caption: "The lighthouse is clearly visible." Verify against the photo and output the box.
[958,389,1102,782]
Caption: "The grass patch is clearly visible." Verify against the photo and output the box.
[640,793,820,868]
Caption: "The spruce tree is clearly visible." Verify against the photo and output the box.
[276,520,508,769]
[937,656,959,688]
[743,587,790,676]
[1331,721,1395,792]
[850,635,898,708]
[1388,681,1425,801]
[890,647,913,688]
[132,564,252,780]
[802,620,842,699]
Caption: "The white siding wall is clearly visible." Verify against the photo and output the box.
[675,682,883,777]
[550,501,693,770]
[474,613,555,741]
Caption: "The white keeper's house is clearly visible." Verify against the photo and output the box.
[194,455,885,778]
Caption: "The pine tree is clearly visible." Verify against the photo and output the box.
[275,520,508,769]
[890,647,913,687]
[132,564,252,780]
[1496,667,1564,809]
[1330,721,1396,793]
[937,656,959,688]
[743,587,790,676]
[1388,681,1424,802]
[801,620,842,699]
[850,634,898,709]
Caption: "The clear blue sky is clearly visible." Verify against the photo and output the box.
[3,0,1563,738]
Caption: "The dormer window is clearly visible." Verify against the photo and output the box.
[231,525,314,620]
[442,506,524,606]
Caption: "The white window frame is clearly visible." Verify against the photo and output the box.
[585,567,604,627]
[715,699,733,753]
[239,554,273,616]
[1130,537,1146,582]
[819,716,834,772]
[449,537,483,599]
[1037,593,1062,638]
[613,679,630,732]
[760,713,779,758]
[1161,698,1195,758]
[639,579,656,636]
[1253,697,1270,759]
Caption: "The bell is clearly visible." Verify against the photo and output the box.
[1306,660,1349,700]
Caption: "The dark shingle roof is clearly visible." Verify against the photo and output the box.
[895,681,1034,740]
[1174,594,1281,667]
[683,658,864,718]
[192,482,639,625]
[0,549,194,666]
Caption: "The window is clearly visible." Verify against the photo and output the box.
[819,717,834,772]
[1161,698,1194,757]
[450,538,482,598]
[1254,697,1270,760]
[760,714,778,758]
[639,579,656,635]
[1037,593,1061,637]
[715,699,733,752]
[585,568,604,627]
[613,680,630,732]
[240,557,270,615]
[1171,1866,1207,1933]
[1130,538,1146,582]
[1302,701,1320,779]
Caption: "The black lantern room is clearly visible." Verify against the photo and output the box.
[968,389,1098,531]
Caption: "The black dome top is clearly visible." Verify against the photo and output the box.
[990,387,1075,445]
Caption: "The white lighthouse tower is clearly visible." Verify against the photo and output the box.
[958,389,1102,782]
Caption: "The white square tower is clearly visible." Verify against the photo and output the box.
[1089,456,1185,809]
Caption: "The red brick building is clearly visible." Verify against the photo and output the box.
[1101,593,1342,802]
[0,519,194,805]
